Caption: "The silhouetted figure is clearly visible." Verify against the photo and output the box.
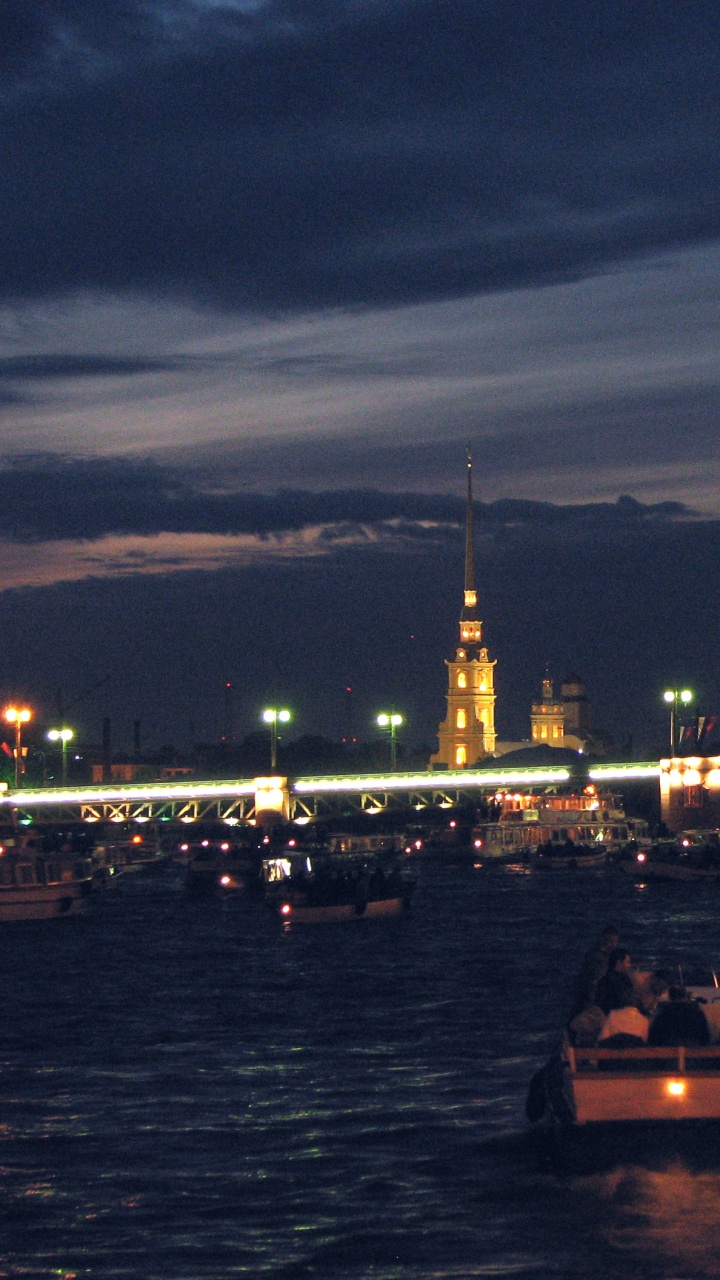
[648,986,710,1047]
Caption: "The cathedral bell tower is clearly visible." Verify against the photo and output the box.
[430,450,497,769]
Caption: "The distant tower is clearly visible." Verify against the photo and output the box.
[530,674,565,744]
[561,674,591,737]
[430,449,497,768]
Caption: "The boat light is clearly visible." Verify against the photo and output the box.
[280,903,292,916]
[474,839,483,848]
[637,852,646,862]
[220,875,231,886]
[220,842,229,851]
[667,1079,686,1097]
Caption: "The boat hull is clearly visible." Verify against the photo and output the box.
[0,882,92,922]
[278,895,407,924]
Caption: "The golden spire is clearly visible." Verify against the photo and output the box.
[463,446,477,612]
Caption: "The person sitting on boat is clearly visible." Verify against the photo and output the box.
[569,924,620,1018]
[632,968,672,1017]
[595,948,634,1015]
[648,986,711,1047]
[598,989,650,1047]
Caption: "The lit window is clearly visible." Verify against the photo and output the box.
[456,709,466,729]
[456,746,467,766]
[684,784,702,808]
[457,672,466,688]
[541,725,548,739]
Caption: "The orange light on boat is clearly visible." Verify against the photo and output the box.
[667,1080,686,1097]
[132,835,142,844]
[280,903,292,916]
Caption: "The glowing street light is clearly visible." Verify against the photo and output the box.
[377,712,403,771]
[663,688,693,755]
[4,706,32,788]
[262,708,291,769]
[47,727,74,785]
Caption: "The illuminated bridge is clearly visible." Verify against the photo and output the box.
[0,762,661,826]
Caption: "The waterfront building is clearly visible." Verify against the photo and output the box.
[430,451,497,769]
[660,755,720,832]
[529,672,597,753]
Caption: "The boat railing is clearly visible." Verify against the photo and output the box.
[568,1044,720,1073]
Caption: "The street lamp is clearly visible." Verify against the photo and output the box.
[4,706,32,788]
[663,688,693,755]
[377,712,403,771]
[47,727,74,785]
[262,708,291,770]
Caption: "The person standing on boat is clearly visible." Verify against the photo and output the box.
[569,924,620,1018]
[595,948,634,1014]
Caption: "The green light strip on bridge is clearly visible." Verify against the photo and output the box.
[588,763,661,780]
[293,767,571,792]
[0,780,258,805]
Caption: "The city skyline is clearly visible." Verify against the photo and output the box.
[0,2,718,749]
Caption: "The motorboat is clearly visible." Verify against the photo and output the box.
[262,850,414,924]
[527,964,720,1164]
[0,832,94,921]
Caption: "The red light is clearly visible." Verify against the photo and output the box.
[288,839,296,847]
[414,840,422,849]
[449,821,456,829]
[280,903,292,916]
[637,852,646,862]
[474,839,482,848]
[220,842,229,851]
[201,840,209,847]
[180,844,189,852]
[132,835,142,844]
[220,875,231,886]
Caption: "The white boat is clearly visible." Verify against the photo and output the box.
[544,1038,720,1127]
[0,834,94,921]
[472,788,647,861]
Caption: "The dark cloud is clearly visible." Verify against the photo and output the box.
[0,453,690,543]
[0,0,718,310]
[0,354,180,379]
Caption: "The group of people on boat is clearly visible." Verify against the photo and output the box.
[567,924,716,1048]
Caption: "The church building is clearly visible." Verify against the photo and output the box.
[430,451,496,769]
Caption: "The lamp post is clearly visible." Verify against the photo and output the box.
[47,727,74,785]
[4,706,32,788]
[663,688,693,755]
[262,708,291,770]
[377,712,403,771]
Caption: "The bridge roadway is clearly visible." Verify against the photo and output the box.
[0,761,661,826]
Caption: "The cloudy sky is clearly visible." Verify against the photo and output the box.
[0,0,718,754]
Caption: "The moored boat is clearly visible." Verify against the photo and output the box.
[0,833,94,921]
[472,788,647,861]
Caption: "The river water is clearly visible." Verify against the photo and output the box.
[2,857,720,1279]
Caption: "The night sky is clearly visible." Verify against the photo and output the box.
[0,1,719,755]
